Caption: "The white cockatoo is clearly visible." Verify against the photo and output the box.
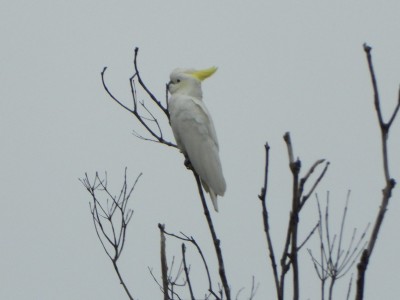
[167,66,226,212]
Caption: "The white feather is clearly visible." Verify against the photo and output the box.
[168,68,226,211]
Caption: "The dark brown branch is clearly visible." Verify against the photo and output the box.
[148,267,183,300]
[258,142,281,300]
[160,227,221,300]
[248,276,259,300]
[300,159,325,184]
[363,43,399,181]
[308,192,368,300]
[139,100,164,139]
[80,169,140,300]
[283,132,301,300]
[276,133,328,300]
[363,44,384,127]
[101,52,177,149]
[148,267,164,292]
[192,170,231,300]
[181,244,195,300]
[356,44,398,300]
[159,224,170,300]
[346,276,353,300]
[387,86,400,127]
[297,222,319,251]
[133,47,170,118]
[300,161,330,209]
[101,67,134,114]
[112,260,135,300]
[283,132,295,163]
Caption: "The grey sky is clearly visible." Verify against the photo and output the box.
[1,1,400,299]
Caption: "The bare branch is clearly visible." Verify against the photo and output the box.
[148,267,164,292]
[101,50,177,149]
[248,276,259,300]
[159,224,170,300]
[283,132,295,164]
[283,132,301,300]
[346,275,353,300]
[387,86,400,127]
[297,222,319,251]
[181,244,195,300]
[133,47,170,118]
[300,161,330,209]
[159,226,221,300]
[80,169,141,300]
[310,192,369,300]
[258,142,280,299]
[356,43,398,300]
[101,67,134,114]
[192,170,231,300]
[257,133,328,300]
[301,159,325,186]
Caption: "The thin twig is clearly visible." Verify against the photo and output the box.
[297,222,319,251]
[346,275,353,300]
[101,51,177,148]
[148,267,183,300]
[80,169,140,300]
[133,47,170,118]
[300,162,330,209]
[309,192,369,300]
[248,276,259,300]
[160,226,221,300]
[181,244,195,300]
[258,142,281,300]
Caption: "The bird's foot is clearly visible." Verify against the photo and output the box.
[184,157,192,170]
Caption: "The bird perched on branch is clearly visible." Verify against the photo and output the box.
[167,67,226,212]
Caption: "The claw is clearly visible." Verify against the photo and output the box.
[184,157,192,170]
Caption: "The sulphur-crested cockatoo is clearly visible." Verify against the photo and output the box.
[167,67,226,212]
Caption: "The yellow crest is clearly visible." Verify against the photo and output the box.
[188,66,218,81]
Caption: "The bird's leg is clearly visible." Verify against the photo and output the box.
[184,155,193,170]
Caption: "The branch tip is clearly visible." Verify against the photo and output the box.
[363,43,372,53]
[283,132,290,141]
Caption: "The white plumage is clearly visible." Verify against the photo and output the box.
[167,67,226,211]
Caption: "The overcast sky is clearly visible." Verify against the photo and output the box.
[1,1,400,299]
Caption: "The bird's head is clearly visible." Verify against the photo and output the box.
[168,66,217,97]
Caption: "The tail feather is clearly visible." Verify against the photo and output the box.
[202,180,219,212]
[209,189,219,212]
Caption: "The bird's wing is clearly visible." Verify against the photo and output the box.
[169,95,226,198]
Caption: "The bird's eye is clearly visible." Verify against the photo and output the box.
[176,79,181,83]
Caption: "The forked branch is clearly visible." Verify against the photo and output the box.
[283,132,329,300]
[355,43,399,300]
[80,168,141,300]
[308,192,369,300]
[259,134,329,300]
[159,224,221,300]
[101,48,176,148]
